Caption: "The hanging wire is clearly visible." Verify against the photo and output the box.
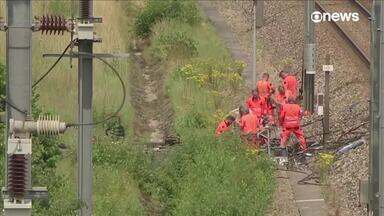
[32,39,76,88]
[5,100,28,116]
[66,52,126,127]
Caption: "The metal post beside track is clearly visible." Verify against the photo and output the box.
[323,55,331,145]
[304,0,316,112]
[370,1,381,215]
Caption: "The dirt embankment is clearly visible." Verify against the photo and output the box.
[130,42,175,150]
[212,1,369,216]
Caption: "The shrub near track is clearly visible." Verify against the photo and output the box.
[131,1,276,214]
[160,65,275,216]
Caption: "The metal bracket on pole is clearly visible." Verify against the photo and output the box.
[2,187,48,200]
[0,21,7,31]
[42,52,130,59]
[304,43,316,74]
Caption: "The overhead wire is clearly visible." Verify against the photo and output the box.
[32,39,76,89]
[29,38,126,127]
[66,52,126,127]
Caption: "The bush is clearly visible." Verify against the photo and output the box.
[134,0,201,38]
[174,60,244,89]
[149,21,198,61]
[157,130,275,216]
[156,58,275,215]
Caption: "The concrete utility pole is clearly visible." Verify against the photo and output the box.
[255,0,264,28]
[323,55,331,145]
[78,0,94,215]
[252,0,264,87]
[370,1,381,214]
[4,0,33,214]
[304,0,316,112]
[252,0,257,86]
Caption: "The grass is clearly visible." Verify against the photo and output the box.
[132,3,276,215]
[0,1,146,215]
[0,1,276,215]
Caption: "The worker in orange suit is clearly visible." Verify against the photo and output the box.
[279,96,307,152]
[275,86,287,106]
[279,70,298,99]
[238,106,263,149]
[260,97,274,126]
[215,115,236,137]
[246,89,267,118]
[256,73,275,99]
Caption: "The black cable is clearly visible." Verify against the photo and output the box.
[32,39,76,88]
[0,40,75,116]
[67,52,126,127]
[4,100,28,116]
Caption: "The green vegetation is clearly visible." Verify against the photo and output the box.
[149,20,198,61]
[0,0,275,215]
[0,1,146,215]
[134,0,201,38]
[127,1,276,215]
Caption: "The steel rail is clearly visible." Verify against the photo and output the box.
[315,1,371,68]
[348,0,371,18]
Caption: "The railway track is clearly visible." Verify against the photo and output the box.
[349,0,371,18]
[315,0,371,67]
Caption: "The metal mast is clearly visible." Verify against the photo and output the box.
[304,0,316,112]
[78,0,94,215]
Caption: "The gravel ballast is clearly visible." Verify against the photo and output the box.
[210,1,370,215]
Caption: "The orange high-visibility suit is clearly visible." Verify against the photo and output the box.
[257,80,274,98]
[283,76,298,98]
[246,96,267,118]
[279,103,307,151]
[215,120,231,137]
[239,113,262,148]
[276,90,293,105]
[265,101,275,125]
[239,113,261,134]
[275,93,287,105]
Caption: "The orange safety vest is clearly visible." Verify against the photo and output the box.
[283,76,298,97]
[280,103,302,128]
[275,93,286,105]
[240,113,261,134]
[246,96,266,117]
[215,120,230,137]
[257,80,273,98]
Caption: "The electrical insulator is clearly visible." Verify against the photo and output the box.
[38,15,69,35]
[36,115,66,135]
[9,115,67,135]
[8,154,27,198]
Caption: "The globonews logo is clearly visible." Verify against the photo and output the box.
[311,11,359,23]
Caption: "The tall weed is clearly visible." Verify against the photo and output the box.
[134,0,201,38]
